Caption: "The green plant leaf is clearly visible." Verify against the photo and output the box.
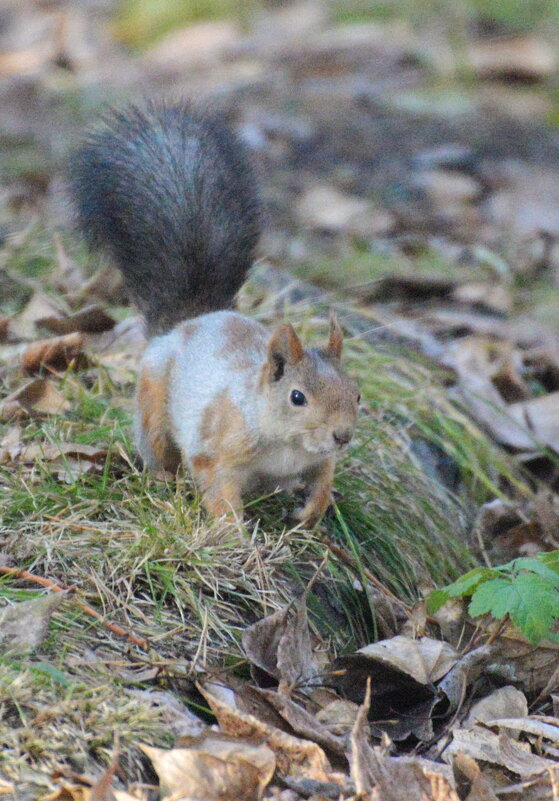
[540,551,559,575]
[510,557,559,586]
[445,567,499,598]
[426,588,449,614]
[468,573,559,644]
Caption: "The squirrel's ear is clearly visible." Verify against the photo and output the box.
[326,313,343,360]
[267,323,304,381]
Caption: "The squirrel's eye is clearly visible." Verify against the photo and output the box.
[290,389,307,406]
[357,393,361,404]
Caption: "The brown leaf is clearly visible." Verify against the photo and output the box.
[349,681,459,800]
[10,292,64,341]
[21,332,87,373]
[453,753,499,801]
[38,305,115,335]
[259,689,347,756]
[444,338,536,450]
[140,734,275,801]
[242,597,318,688]
[356,636,458,685]
[198,683,332,782]
[484,718,559,744]
[315,698,360,737]
[0,379,70,420]
[468,36,556,81]
[0,425,23,463]
[335,636,459,741]
[0,592,65,655]
[465,686,528,727]
[444,727,556,777]
[437,644,493,712]
[507,392,559,452]
[42,785,89,801]
[17,442,106,464]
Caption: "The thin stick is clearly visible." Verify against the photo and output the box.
[0,565,149,651]
[319,534,412,613]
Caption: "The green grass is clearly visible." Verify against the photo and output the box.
[332,0,559,33]
[0,231,533,790]
[114,0,255,48]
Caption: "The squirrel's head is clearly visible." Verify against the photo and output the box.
[261,316,359,456]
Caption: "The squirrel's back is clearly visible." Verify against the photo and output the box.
[68,102,261,335]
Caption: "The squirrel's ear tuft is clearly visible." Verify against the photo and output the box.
[326,313,343,360]
[267,324,304,381]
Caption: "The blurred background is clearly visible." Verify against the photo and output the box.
[3,0,559,336]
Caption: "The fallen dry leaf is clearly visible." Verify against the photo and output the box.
[453,753,499,801]
[242,596,318,688]
[0,379,70,420]
[42,784,90,801]
[349,678,459,800]
[444,726,557,777]
[0,592,65,655]
[468,36,557,80]
[38,304,115,335]
[465,686,528,727]
[335,635,459,741]
[356,636,458,685]
[437,644,493,712]
[10,291,64,341]
[21,331,87,373]
[141,734,275,801]
[199,682,332,782]
[507,392,559,452]
[0,425,23,463]
[484,717,559,744]
[444,337,537,451]
[259,689,346,756]
[315,698,360,738]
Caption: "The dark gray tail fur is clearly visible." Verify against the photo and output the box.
[68,102,261,335]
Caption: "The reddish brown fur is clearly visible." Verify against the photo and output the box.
[327,316,343,360]
[137,359,181,472]
[219,316,266,371]
[193,388,256,517]
[297,457,335,523]
[181,321,199,343]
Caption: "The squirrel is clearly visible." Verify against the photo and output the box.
[69,102,359,523]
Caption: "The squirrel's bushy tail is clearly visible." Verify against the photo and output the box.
[68,102,260,335]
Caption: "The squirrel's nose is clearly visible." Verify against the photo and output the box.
[333,429,353,447]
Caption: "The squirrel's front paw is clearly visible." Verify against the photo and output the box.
[293,496,331,526]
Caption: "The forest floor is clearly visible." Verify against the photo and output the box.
[1,2,559,799]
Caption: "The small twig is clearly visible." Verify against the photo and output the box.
[320,534,412,613]
[0,565,149,651]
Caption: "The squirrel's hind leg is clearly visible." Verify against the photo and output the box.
[135,364,181,473]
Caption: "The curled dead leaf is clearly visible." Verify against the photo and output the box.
[0,379,70,420]
[242,596,318,688]
[140,734,275,801]
[21,332,87,373]
[38,305,115,335]
[198,682,332,782]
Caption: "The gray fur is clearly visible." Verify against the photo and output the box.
[68,102,261,335]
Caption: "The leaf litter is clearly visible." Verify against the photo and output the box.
[2,1,559,799]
